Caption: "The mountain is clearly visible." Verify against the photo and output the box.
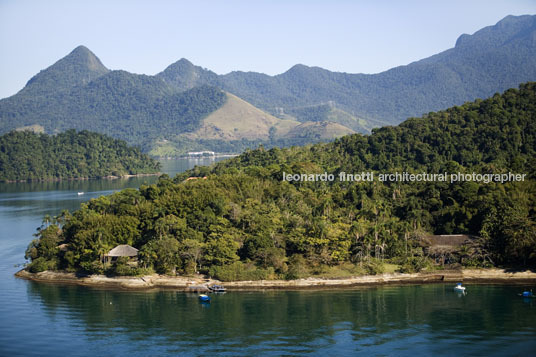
[147,93,356,157]
[0,48,350,155]
[1,15,535,154]
[0,64,227,148]
[20,45,109,96]
[158,15,536,126]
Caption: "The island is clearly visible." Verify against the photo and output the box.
[16,83,536,287]
[0,129,161,182]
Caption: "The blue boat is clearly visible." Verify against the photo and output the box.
[518,290,534,298]
[199,294,211,302]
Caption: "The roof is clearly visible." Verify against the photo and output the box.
[107,244,138,257]
[421,234,472,247]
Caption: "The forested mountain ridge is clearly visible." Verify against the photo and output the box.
[0,59,229,150]
[0,130,160,181]
[0,48,352,154]
[2,15,535,155]
[25,83,536,278]
[158,15,536,127]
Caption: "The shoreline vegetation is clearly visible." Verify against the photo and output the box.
[15,268,536,291]
[2,172,160,184]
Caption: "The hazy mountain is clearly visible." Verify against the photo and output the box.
[157,15,536,126]
[20,45,109,96]
[0,61,228,148]
[1,15,535,155]
[0,47,355,155]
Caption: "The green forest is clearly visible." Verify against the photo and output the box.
[25,83,536,280]
[0,130,160,181]
[0,65,227,150]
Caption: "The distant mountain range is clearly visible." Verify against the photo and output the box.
[1,14,535,155]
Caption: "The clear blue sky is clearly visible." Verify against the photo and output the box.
[1,0,535,98]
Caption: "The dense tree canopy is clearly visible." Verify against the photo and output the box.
[0,130,160,181]
[26,83,536,278]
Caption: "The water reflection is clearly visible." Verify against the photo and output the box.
[26,283,536,355]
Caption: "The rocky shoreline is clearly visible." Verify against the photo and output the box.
[14,268,536,291]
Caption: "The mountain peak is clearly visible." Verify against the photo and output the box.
[286,64,310,72]
[71,45,92,55]
[455,14,536,48]
[20,45,109,96]
[157,58,218,91]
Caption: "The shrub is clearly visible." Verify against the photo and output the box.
[398,256,432,273]
[209,261,274,281]
[28,257,57,273]
[109,256,135,276]
[80,260,105,274]
[285,255,309,280]
[363,258,385,275]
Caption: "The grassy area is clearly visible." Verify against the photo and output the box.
[383,263,399,273]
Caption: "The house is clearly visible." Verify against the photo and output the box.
[420,234,475,265]
[103,244,138,264]
[420,234,473,250]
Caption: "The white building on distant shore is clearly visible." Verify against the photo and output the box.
[187,151,215,158]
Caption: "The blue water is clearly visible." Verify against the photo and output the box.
[0,158,535,356]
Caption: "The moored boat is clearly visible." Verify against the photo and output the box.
[208,284,226,293]
[518,290,534,298]
[454,283,466,292]
[199,294,211,302]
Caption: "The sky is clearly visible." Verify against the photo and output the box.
[0,0,535,98]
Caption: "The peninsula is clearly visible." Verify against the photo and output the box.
[16,84,536,285]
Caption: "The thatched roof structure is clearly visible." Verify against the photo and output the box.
[420,234,472,248]
[107,244,138,257]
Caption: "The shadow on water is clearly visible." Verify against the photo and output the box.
[25,282,536,355]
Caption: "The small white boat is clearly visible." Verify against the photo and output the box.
[454,283,466,292]
[77,192,84,196]
[208,284,226,293]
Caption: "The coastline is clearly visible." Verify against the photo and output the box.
[2,172,160,183]
[14,268,536,291]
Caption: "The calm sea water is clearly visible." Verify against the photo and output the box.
[0,158,535,356]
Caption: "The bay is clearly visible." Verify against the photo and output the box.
[0,158,535,356]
